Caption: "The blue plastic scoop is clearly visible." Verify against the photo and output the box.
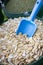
[16,0,43,37]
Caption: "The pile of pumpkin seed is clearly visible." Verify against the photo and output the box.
[0,17,43,65]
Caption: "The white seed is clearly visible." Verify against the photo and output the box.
[8,54,13,59]
[22,51,26,57]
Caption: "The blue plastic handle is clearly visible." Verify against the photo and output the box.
[29,0,43,21]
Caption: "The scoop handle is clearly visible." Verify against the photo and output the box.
[29,0,43,21]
